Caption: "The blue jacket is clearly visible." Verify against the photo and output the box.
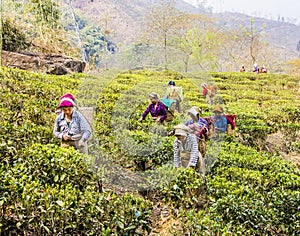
[54,110,92,141]
[214,115,227,133]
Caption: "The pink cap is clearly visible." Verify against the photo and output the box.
[58,100,74,108]
[60,93,76,102]
[58,93,77,108]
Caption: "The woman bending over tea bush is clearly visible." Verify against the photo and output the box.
[53,94,92,154]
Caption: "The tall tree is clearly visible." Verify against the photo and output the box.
[219,18,270,71]
[66,0,88,62]
[143,0,192,70]
[171,14,206,72]
[27,0,60,29]
[219,26,251,71]
[175,15,221,72]
[191,29,222,71]
[249,18,258,64]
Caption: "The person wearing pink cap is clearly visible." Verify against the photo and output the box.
[60,93,77,104]
[53,94,91,154]
[56,93,77,114]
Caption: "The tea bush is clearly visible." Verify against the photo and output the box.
[0,67,79,161]
[171,140,299,235]
[2,67,300,235]
[210,72,300,150]
[162,168,206,209]
[0,144,153,235]
[94,70,205,170]
[0,67,153,235]
[203,141,300,235]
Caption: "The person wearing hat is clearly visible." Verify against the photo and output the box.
[185,106,209,136]
[185,106,209,155]
[253,63,259,74]
[201,83,218,105]
[53,94,92,154]
[201,83,208,98]
[240,65,246,72]
[139,92,167,124]
[213,105,227,134]
[56,93,77,114]
[173,124,205,174]
[164,81,183,113]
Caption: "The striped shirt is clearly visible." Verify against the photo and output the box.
[173,133,199,168]
[53,110,92,142]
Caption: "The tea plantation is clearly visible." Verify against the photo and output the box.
[0,67,299,235]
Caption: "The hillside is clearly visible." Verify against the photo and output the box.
[71,0,202,45]
[213,12,300,56]
[71,0,299,55]
[1,67,299,234]
[3,0,300,73]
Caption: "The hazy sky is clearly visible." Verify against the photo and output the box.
[185,0,300,24]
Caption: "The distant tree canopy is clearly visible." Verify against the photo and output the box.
[2,18,30,52]
[287,58,300,74]
[82,26,117,66]
[2,0,297,71]
[27,0,60,28]
[2,0,80,56]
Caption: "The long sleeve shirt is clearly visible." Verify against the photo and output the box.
[165,86,183,101]
[174,134,199,168]
[185,117,208,129]
[53,110,92,142]
[214,115,227,133]
[185,118,208,140]
[141,101,167,122]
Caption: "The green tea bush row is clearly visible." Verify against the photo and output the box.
[0,67,80,161]
[94,70,202,170]
[0,144,153,235]
[214,142,298,173]
[210,72,300,151]
[161,168,206,209]
[171,140,299,235]
[210,190,299,235]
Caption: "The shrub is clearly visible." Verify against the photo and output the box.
[162,168,206,209]
[0,144,153,235]
[2,17,29,52]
